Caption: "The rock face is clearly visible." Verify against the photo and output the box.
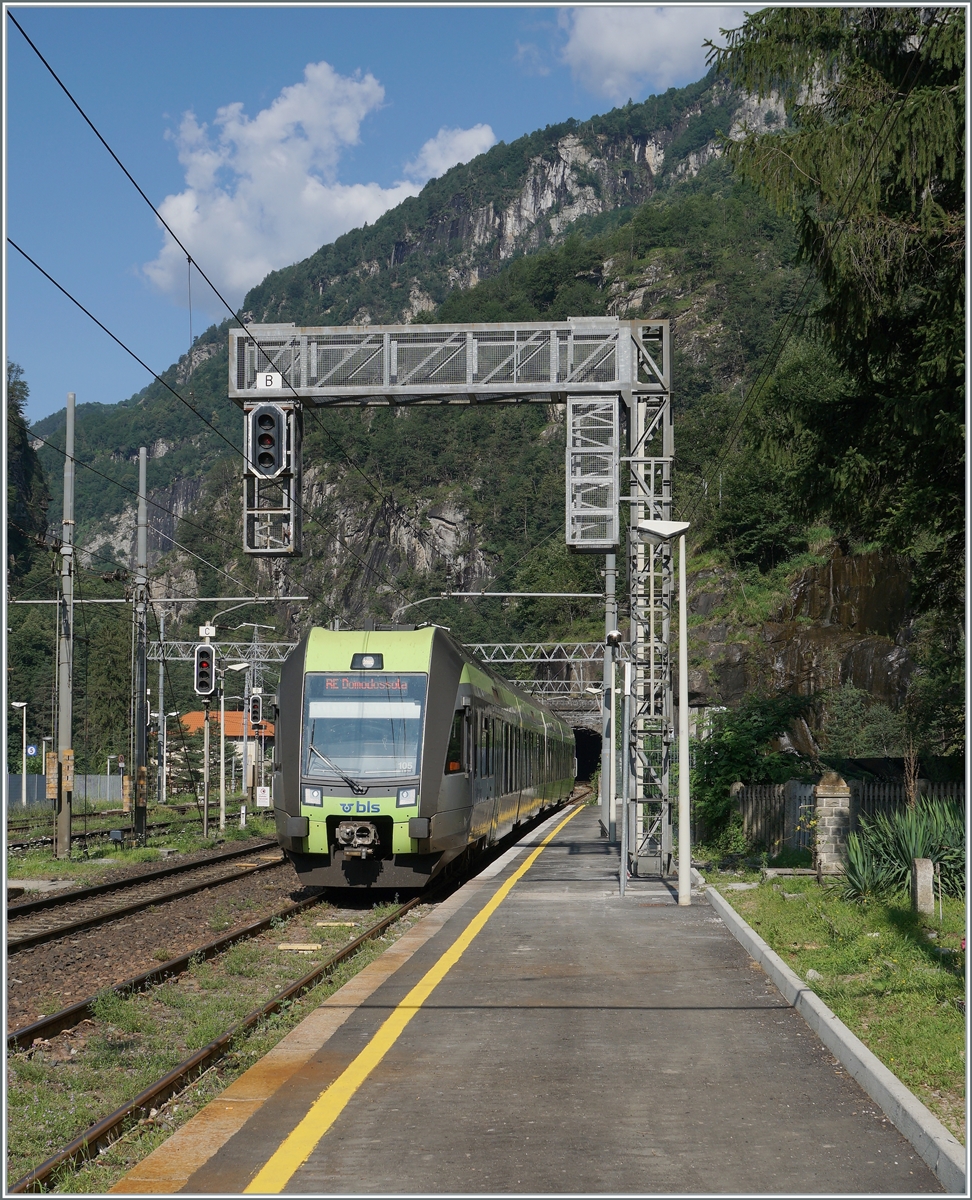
[82,475,204,572]
[687,549,914,710]
[247,78,781,328]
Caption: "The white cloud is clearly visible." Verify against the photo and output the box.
[559,6,752,102]
[404,124,497,182]
[144,61,421,310]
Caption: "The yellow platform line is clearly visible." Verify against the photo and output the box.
[244,802,584,1194]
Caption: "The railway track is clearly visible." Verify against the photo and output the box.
[7,812,251,853]
[6,801,247,839]
[6,800,220,831]
[7,842,282,952]
[8,893,426,1193]
[7,793,590,1192]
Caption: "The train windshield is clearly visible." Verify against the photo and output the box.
[302,673,427,781]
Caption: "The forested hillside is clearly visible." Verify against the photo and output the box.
[9,11,964,777]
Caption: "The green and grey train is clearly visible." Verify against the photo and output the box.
[272,626,576,888]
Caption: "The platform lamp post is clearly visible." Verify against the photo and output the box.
[636,519,692,906]
[12,702,27,809]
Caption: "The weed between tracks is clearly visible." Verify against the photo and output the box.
[6,816,277,885]
[710,872,967,1144]
[6,899,427,1192]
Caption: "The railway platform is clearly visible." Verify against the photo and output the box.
[113,801,942,1194]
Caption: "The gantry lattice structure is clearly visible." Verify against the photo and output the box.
[230,316,674,872]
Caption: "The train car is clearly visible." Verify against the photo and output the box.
[272,625,576,889]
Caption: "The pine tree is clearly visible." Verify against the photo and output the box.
[708,7,965,615]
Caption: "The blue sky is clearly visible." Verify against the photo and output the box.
[5,4,747,424]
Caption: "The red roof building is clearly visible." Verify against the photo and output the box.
[180,711,274,740]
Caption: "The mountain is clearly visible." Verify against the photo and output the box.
[10,68,959,773]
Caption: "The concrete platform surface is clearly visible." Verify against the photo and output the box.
[120,803,942,1194]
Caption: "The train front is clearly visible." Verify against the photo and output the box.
[273,626,464,889]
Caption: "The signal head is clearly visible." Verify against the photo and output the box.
[194,644,216,696]
[248,404,286,477]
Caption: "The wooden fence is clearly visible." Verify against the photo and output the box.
[737,782,815,856]
[735,778,964,855]
[853,779,965,825]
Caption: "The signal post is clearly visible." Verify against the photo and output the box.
[195,629,217,837]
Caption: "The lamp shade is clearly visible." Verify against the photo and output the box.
[635,519,690,543]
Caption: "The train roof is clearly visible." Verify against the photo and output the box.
[299,626,572,738]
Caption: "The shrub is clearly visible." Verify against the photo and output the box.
[844,796,965,903]
[692,692,814,836]
[839,832,899,902]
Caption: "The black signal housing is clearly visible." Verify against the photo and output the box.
[248,404,286,477]
[194,644,216,696]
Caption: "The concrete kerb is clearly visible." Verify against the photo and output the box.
[704,881,967,1194]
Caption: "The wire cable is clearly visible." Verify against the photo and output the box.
[13,245,411,603]
[7,9,583,604]
[7,12,438,556]
[25,426,247,559]
[9,238,247,464]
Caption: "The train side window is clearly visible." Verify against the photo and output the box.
[445,711,464,774]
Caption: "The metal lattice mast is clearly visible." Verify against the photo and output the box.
[624,325,674,874]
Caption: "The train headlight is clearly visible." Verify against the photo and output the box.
[303,787,323,806]
[396,787,417,807]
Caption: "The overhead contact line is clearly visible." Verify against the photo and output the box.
[7,12,461,574]
[9,9,597,609]
[12,242,411,603]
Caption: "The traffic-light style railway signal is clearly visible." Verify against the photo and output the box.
[194,644,216,696]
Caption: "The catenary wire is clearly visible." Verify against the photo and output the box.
[7,12,464,558]
[20,425,260,598]
[10,12,601,606]
[12,245,411,603]
[25,426,249,561]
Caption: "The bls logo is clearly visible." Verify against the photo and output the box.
[340,801,381,814]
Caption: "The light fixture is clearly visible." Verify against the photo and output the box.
[635,519,691,545]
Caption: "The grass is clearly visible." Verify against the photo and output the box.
[6,900,420,1191]
[6,816,278,883]
[710,871,967,1143]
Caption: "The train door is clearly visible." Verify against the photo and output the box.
[472,708,498,843]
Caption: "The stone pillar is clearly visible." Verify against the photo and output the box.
[911,858,935,914]
[815,771,852,878]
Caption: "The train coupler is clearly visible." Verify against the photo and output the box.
[334,820,381,859]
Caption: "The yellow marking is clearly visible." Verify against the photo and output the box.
[315,921,357,927]
[244,803,583,1193]
[276,943,322,952]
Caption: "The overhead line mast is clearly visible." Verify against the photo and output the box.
[232,317,680,889]
[54,392,76,860]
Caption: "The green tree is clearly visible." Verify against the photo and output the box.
[692,692,815,832]
[708,7,965,616]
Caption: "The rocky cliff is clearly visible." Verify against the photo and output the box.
[688,549,914,711]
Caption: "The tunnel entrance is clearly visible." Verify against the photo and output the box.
[573,727,601,781]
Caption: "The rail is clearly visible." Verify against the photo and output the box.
[8,895,425,1193]
[8,851,283,952]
